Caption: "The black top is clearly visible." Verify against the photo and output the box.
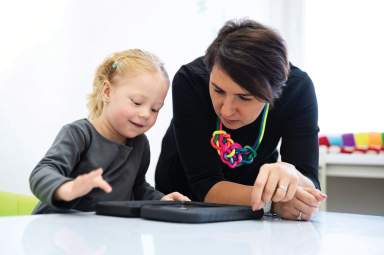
[30,119,164,214]
[155,57,320,201]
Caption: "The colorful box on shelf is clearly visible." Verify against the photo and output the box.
[319,132,384,154]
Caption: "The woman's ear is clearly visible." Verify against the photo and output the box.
[102,81,111,103]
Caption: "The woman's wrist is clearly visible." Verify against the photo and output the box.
[297,171,316,188]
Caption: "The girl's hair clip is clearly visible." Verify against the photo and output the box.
[112,62,118,69]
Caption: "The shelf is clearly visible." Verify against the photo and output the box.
[324,153,384,166]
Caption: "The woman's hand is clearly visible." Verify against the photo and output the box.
[161,192,191,201]
[251,162,300,210]
[273,186,327,221]
[54,168,112,202]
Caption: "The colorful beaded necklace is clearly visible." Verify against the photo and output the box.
[210,104,269,168]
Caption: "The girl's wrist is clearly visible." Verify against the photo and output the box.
[54,181,74,202]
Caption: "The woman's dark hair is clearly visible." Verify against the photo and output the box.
[204,19,289,105]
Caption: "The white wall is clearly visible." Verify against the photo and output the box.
[304,0,384,133]
[0,0,304,194]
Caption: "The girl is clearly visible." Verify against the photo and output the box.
[30,49,189,214]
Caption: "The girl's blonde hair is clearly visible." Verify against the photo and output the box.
[87,49,169,120]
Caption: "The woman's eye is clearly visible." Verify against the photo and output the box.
[239,95,252,101]
[214,88,224,94]
[151,109,160,113]
[239,96,252,101]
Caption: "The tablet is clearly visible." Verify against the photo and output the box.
[95,200,178,217]
[95,201,263,223]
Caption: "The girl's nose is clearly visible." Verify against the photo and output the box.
[138,107,151,119]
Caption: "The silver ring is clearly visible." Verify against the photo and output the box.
[297,211,302,221]
[278,185,287,192]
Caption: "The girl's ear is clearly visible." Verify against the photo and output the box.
[102,81,112,103]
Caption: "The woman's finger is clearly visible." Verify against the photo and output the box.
[305,187,327,202]
[274,199,300,220]
[283,182,297,202]
[295,187,319,207]
[262,170,279,203]
[274,189,320,221]
[251,165,270,210]
[293,189,320,220]
[277,199,313,221]
[295,204,318,221]
[272,178,290,202]
[294,196,318,216]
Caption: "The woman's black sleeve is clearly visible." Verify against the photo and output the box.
[280,73,321,189]
[171,69,225,200]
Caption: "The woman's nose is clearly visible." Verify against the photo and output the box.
[220,97,235,117]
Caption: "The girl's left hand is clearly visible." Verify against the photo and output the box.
[251,162,300,210]
[161,192,191,201]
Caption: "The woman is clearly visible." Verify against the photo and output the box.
[155,19,326,221]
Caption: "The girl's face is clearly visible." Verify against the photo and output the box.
[209,64,265,130]
[100,71,168,143]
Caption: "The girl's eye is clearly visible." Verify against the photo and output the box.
[151,109,160,113]
[131,99,142,106]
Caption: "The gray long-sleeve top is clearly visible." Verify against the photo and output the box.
[30,119,164,214]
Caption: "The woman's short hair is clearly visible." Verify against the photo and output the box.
[204,19,289,105]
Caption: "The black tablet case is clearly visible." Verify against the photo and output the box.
[95,201,263,223]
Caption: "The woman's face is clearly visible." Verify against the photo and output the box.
[209,64,266,129]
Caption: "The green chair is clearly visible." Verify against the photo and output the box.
[0,191,39,216]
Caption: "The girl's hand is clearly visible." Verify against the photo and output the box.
[54,168,112,202]
[161,192,191,201]
[273,186,327,221]
[251,162,300,210]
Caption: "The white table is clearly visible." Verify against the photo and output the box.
[0,212,383,255]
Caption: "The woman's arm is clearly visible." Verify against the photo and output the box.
[204,181,253,205]
[271,69,326,220]
[171,62,226,201]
